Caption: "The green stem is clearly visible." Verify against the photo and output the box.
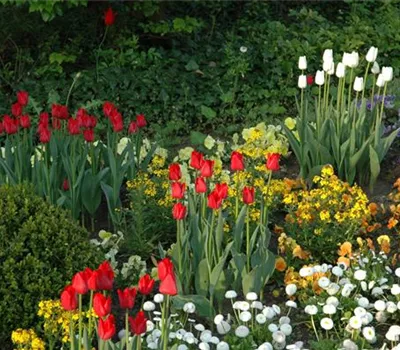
[65,72,81,107]
[96,27,109,82]
[246,205,250,272]
[361,61,371,102]
[88,290,94,342]
[162,296,170,350]
[125,309,129,350]
[78,294,82,349]
[136,335,142,350]
[70,313,75,350]
[347,68,354,110]
[311,315,319,342]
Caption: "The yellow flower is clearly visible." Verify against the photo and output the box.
[319,210,330,221]
[204,135,216,150]
[377,235,390,245]
[284,117,296,130]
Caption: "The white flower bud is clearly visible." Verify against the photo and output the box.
[376,73,385,87]
[371,61,380,74]
[315,70,325,86]
[323,49,333,62]
[366,46,378,63]
[382,66,393,82]
[298,56,307,70]
[336,62,346,78]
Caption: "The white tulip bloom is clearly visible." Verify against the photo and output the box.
[315,70,325,86]
[336,62,346,78]
[382,66,393,82]
[348,51,359,68]
[298,56,307,70]
[353,77,364,92]
[323,49,333,62]
[371,61,380,74]
[366,46,378,63]
[298,75,307,89]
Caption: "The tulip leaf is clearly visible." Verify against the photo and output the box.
[195,258,209,296]
[369,145,380,190]
[233,206,247,252]
[172,295,213,318]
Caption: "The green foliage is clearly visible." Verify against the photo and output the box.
[0,184,102,345]
[0,0,87,21]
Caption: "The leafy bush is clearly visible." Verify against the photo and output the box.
[0,184,103,346]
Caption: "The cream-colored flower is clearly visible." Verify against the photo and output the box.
[204,135,216,150]
[284,117,296,130]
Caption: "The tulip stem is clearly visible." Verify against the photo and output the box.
[361,61,370,102]
[246,205,250,272]
[161,296,170,350]
[136,335,142,350]
[88,290,94,342]
[125,309,129,350]
[69,313,75,350]
[176,219,182,279]
[347,68,354,110]
[78,294,82,350]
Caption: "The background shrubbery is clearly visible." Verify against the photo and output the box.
[0,1,399,143]
[0,184,102,346]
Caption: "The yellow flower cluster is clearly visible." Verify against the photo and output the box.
[11,329,45,350]
[284,165,370,227]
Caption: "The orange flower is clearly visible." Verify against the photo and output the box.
[338,242,352,257]
[292,245,310,260]
[366,238,376,251]
[367,223,381,233]
[393,178,400,190]
[337,256,350,267]
[275,257,287,272]
[380,240,391,254]
[369,202,378,216]
[274,225,284,234]
[388,217,399,229]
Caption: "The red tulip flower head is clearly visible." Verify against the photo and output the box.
[242,186,255,205]
[138,274,155,295]
[93,293,112,317]
[171,182,185,199]
[60,285,78,311]
[230,151,244,171]
[52,104,69,119]
[96,261,114,290]
[129,311,147,335]
[17,91,29,106]
[169,163,181,181]
[307,75,314,85]
[190,150,204,170]
[68,118,80,135]
[83,129,95,143]
[128,121,138,134]
[136,114,147,128]
[3,115,19,135]
[158,258,177,296]
[20,115,31,129]
[11,103,23,117]
[103,101,116,118]
[110,111,124,132]
[200,160,214,178]
[158,258,174,281]
[266,153,281,172]
[104,8,116,26]
[208,190,222,210]
[72,271,88,294]
[39,128,51,143]
[215,183,228,199]
[98,315,116,340]
[172,202,187,220]
[117,287,137,309]
[195,177,207,193]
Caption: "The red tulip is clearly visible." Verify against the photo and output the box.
[93,293,112,317]
[62,179,70,191]
[169,163,181,181]
[3,115,19,134]
[117,287,137,309]
[200,160,214,178]
[76,108,88,123]
[20,115,31,129]
[158,258,174,281]
[104,8,116,27]
[83,129,95,142]
[129,311,147,335]
[17,91,29,106]
[111,112,124,132]
[190,150,204,170]
[171,182,185,199]
[60,285,78,311]
[172,202,187,220]
[0,122,3,134]
[128,121,138,134]
[242,186,255,205]
[208,190,222,210]
[52,104,69,119]
[72,271,88,294]
[307,75,314,85]
[195,177,207,193]
[97,261,114,290]
[159,273,177,296]
[39,112,49,128]
[88,270,99,291]
[138,274,155,295]
[136,114,147,128]
[103,101,116,118]
[98,315,116,340]
[68,118,80,135]
[39,128,51,143]
[266,153,281,172]
[11,103,23,117]
[52,116,61,130]
[231,151,244,171]
[83,267,93,282]
[215,183,228,199]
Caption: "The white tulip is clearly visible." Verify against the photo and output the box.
[353,77,364,92]
[366,46,378,63]
[285,284,297,296]
[348,51,359,68]
[382,66,393,82]
[298,75,307,89]
[342,52,351,66]
[235,325,249,338]
[323,49,333,62]
[298,56,307,70]
[315,70,325,86]
[323,58,333,73]
[336,62,346,78]
[371,61,380,74]
[320,317,334,330]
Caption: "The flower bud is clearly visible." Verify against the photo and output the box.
[298,56,307,70]
[376,73,385,87]
[315,70,325,86]
[323,59,334,73]
[371,61,380,74]
[298,75,307,89]
[348,51,359,68]
[366,46,378,63]
[335,62,346,78]
[382,66,393,82]
[353,77,364,92]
